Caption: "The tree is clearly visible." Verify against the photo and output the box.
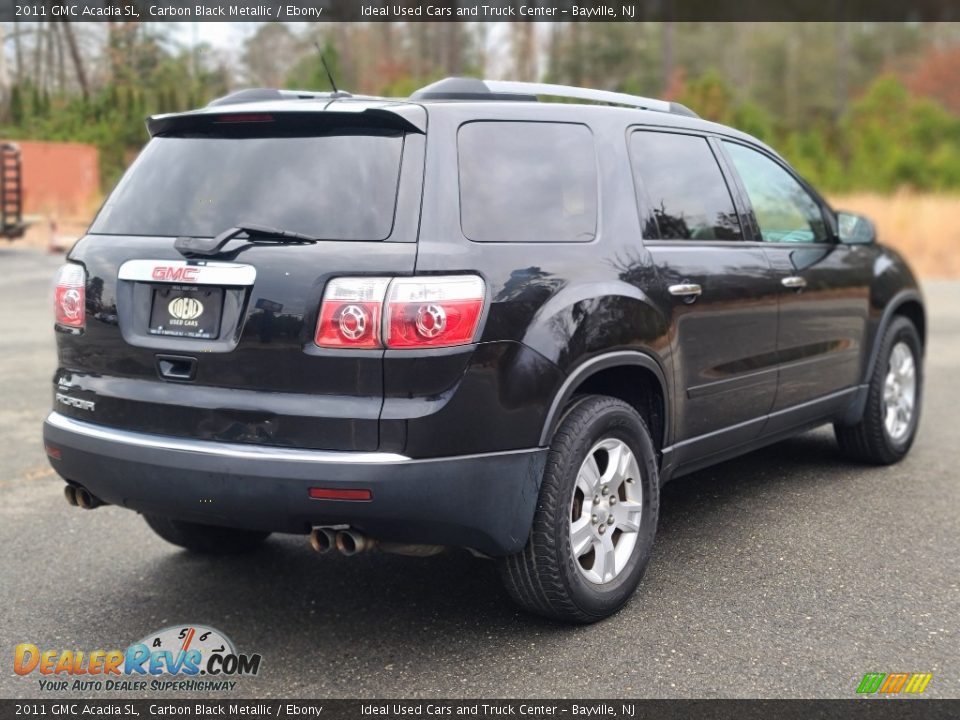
[61,22,89,99]
[241,23,303,88]
[906,45,960,115]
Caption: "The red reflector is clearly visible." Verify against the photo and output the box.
[214,113,274,123]
[44,444,61,460]
[308,488,372,501]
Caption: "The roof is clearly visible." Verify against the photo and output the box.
[149,78,781,160]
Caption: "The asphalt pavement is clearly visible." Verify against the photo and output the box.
[1,246,957,699]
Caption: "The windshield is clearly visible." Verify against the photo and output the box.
[90,129,404,240]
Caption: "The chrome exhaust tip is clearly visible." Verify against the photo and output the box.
[309,527,337,554]
[64,485,78,507]
[335,529,370,556]
[74,486,103,510]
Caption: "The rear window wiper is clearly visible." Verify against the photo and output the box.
[174,223,321,257]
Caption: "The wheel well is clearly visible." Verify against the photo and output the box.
[571,365,666,451]
[894,299,926,350]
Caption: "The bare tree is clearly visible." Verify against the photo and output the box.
[52,22,66,92]
[12,23,23,83]
[61,22,90,98]
[511,23,538,81]
[240,23,300,88]
[33,21,44,88]
[661,21,674,95]
[44,19,55,93]
[0,25,8,102]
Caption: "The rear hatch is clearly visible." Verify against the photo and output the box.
[55,103,426,452]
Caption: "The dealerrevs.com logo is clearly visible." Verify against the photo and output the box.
[14,624,262,693]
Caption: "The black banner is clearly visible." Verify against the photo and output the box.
[5,0,960,23]
[1,700,959,720]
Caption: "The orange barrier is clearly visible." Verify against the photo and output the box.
[0,139,100,218]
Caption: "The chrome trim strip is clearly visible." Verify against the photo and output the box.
[46,412,409,464]
[118,259,257,286]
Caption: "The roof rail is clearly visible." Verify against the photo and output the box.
[207,87,354,107]
[410,77,699,118]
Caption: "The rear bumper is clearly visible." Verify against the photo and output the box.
[43,412,546,556]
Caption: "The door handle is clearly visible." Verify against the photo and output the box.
[668,283,702,298]
[781,276,807,289]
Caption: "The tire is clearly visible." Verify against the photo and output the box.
[144,515,270,555]
[499,395,660,623]
[835,316,923,465]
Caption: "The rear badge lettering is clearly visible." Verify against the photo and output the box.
[56,393,95,412]
[152,266,199,283]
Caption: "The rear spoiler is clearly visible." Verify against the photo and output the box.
[147,104,426,137]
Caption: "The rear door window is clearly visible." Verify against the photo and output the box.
[458,121,598,243]
[629,131,742,241]
[91,128,405,240]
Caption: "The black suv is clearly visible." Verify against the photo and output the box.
[44,78,925,622]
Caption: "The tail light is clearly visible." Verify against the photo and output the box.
[314,277,390,348]
[314,275,485,350]
[385,276,485,348]
[54,264,86,329]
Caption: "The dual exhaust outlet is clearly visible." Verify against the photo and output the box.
[310,527,371,557]
[309,526,443,558]
[64,484,104,510]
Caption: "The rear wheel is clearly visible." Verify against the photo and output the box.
[499,395,660,623]
[834,316,922,464]
[144,515,270,555]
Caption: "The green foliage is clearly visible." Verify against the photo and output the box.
[678,71,960,193]
[839,75,960,192]
[678,71,737,125]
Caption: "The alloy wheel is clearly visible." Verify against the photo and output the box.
[883,341,917,442]
[569,438,644,584]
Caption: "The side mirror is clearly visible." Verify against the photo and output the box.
[836,211,876,245]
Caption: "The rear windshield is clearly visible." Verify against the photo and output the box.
[91,129,404,240]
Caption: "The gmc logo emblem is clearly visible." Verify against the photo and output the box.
[152,266,199,282]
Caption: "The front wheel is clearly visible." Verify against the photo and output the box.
[144,515,271,555]
[499,395,660,623]
[835,316,923,464]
